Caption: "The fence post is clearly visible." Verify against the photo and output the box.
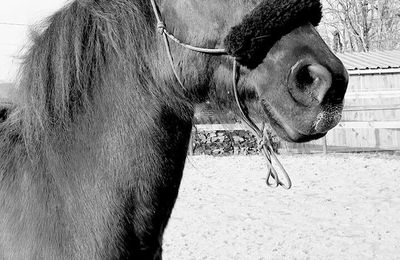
[188,126,196,156]
[322,136,328,154]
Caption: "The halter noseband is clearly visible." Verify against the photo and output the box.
[150,0,292,189]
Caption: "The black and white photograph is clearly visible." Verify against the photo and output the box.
[0,0,399,259]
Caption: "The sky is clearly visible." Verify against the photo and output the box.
[0,0,68,82]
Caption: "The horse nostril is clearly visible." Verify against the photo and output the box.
[293,63,332,104]
[296,66,315,90]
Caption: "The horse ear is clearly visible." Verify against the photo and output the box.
[223,0,322,69]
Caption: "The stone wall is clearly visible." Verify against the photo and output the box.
[191,130,279,156]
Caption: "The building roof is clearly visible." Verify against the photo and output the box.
[335,50,400,71]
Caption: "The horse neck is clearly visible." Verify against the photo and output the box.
[159,0,259,109]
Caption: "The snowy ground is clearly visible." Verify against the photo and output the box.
[163,153,400,260]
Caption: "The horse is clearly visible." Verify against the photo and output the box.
[0,0,348,259]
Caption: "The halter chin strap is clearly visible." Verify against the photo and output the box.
[150,0,292,189]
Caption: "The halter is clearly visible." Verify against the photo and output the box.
[150,0,292,189]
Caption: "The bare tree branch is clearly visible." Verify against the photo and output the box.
[319,0,400,52]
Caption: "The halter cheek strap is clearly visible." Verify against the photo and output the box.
[150,0,292,189]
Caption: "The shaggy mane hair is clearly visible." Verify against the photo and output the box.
[1,0,190,152]
[224,0,322,68]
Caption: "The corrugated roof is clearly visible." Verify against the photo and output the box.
[335,50,400,71]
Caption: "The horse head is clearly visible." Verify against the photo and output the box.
[163,0,348,143]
